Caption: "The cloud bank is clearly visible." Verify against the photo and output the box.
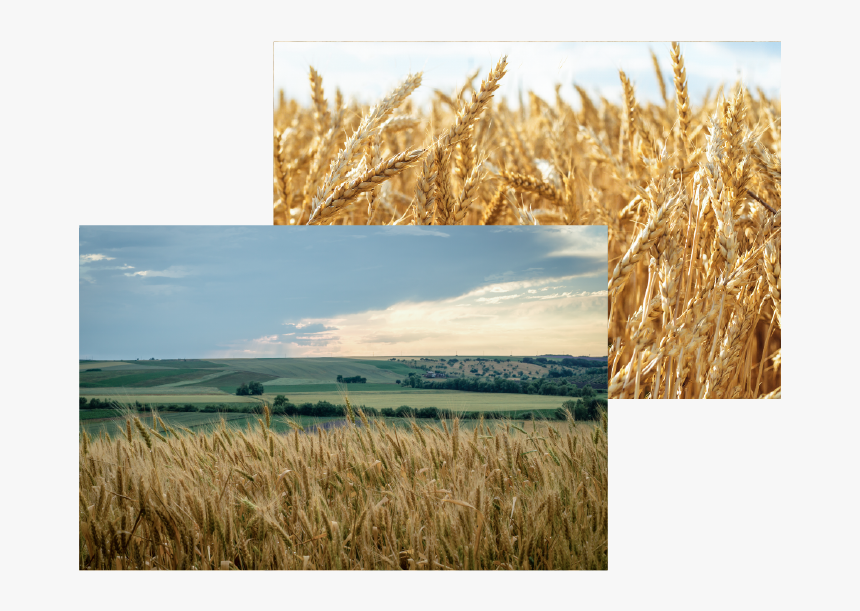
[208,275,607,358]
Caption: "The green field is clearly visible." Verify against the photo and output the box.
[203,358,423,383]
[185,370,279,390]
[82,386,228,396]
[260,382,415,394]
[80,389,600,413]
[80,393,261,405]
[80,357,606,416]
[79,410,575,438]
[79,408,124,420]
[118,359,228,369]
[79,411,343,437]
[264,389,578,412]
[80,368,215,388]
[79,358,429,395]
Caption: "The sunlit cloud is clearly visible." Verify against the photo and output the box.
[80,254,115,263]
[477,294,521,304]
[211,276,607,358]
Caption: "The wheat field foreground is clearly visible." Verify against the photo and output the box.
[273,43,780,399]
[79,406,607,570]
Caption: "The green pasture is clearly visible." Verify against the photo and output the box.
[79,368,214,388]
[118,359,227,369]
[79,393,260,405]
[79,411,343,437]
[79,408,124,420]
[263,389,576,412]
[80,410,581,439]
[260,382,415,394]
[203,358,423,383]
[184,370,279,390]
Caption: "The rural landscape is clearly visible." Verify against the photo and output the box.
[80,355,608,436]
[273,42,780,399]
[80,225,608,569]
[79,355,607,570]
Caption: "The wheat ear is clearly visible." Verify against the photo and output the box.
[499,170,562,206]
[309,149,426,224]
[608,195,674,299]
[671,42,691,163]
[432,56,508,224]
[413,154,437,225]
[309,72,422,216]
[480,184,507,225]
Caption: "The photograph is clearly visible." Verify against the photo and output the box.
[273,41,781,399]
[3,1,849,606]
[79,224,609,570]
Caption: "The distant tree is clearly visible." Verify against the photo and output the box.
[273,394,288,408]
[248,381,265,395]
[417,407,439,419]
[79,397,88,409]
[236,383,249,396]
[395,405,413,418]
[395,380,401,384]
[336,375,344,383]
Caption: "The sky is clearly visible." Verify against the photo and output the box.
[79,226,608,360]
[274,42,780,110]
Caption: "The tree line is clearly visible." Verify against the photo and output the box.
[81,396,606,422]
[402,372,599,397]
[521,357,606,368]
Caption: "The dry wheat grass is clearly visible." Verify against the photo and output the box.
[273,44,781,398]
[79,405,607,570]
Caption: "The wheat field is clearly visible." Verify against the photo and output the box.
[273,43,780,399]
[79,404,607,570]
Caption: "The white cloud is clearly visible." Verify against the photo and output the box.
[79,253,126,283]
[543,228,608,259]
[124,266,190,278]
[477,294,521,304]
[80,254,115,263]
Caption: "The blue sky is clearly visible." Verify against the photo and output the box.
[79,226,607,359]
[275,42,780,110]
